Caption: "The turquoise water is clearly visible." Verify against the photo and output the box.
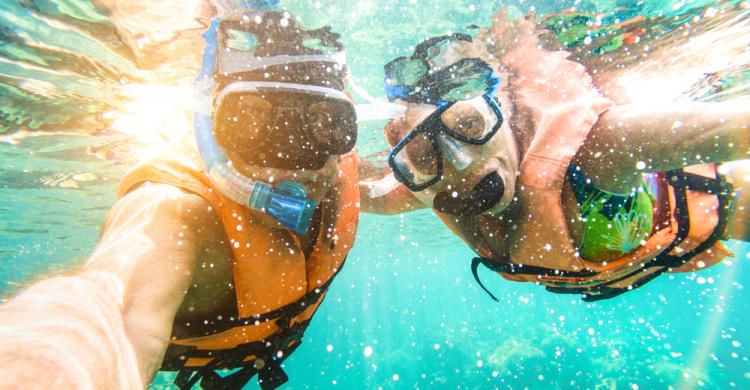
[1,0,750,388]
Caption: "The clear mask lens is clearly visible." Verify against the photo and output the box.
[443,96,497,140]
[392,145,438,186]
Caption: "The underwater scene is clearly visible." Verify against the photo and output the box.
[1,0,750,388]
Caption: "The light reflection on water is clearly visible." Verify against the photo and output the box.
[0,0,749,388]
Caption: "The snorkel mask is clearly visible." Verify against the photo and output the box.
[387,94,504,192]
[385,33,498,105]
[384,34,501,189]
[195,12,353,233]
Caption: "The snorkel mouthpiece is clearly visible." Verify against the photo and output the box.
[249,181,318,234]
[433,172,505,216]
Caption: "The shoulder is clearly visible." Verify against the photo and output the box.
[103,183,223,247]
[117,141,207,199]
[115,183,213,220]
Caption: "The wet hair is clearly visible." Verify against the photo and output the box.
[215,11,347,91]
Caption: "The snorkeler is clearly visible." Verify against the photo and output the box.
[0,10,358,389]
[361,9,750,302]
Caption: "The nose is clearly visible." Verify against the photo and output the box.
[437,134,472,171]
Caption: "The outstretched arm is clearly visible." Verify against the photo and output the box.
[87,184,220,383]
[0,184,216,387]
[575,100,750,193]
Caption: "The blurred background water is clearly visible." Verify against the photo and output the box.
[1,0,749,388]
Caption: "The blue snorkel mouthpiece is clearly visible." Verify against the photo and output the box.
[249,181,317,234]
[194,14,322,234]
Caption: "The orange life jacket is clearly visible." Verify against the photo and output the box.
[438,119,734,301]
[118,146,359,389]
[441,35,736,302]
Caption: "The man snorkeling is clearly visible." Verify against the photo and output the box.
[0,10,359,389]
[361,9,750,302]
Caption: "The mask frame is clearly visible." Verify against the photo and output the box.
[387,93,504,192]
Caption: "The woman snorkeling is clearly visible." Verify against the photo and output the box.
[361,7,750,301]
[0,10,360,389]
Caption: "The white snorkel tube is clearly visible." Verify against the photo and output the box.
[195,18,317,234]
[348,78,408,199]
[349,79,407,121]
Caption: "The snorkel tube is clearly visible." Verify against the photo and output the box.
[195,18,317,234]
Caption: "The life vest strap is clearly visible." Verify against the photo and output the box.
[172,320,308,389]
[175,364,257,390]
[649,169,733,268]
[576,268,664,302]
[471,256,600,302]
[173,351,292,390]
[174,347,295,390]
[165,256,348,389]
[578,168,734,302]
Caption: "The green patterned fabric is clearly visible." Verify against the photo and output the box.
[568,166,654,261]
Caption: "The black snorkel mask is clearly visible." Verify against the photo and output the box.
[386,93,504,192]
[210,14,356,171]
[384,34,506,216]
[195,11,355,234]
[214,81,357,170]
[387,94,506,217]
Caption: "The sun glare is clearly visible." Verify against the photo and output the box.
[620,9,750,105]
[104,83,195,161]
